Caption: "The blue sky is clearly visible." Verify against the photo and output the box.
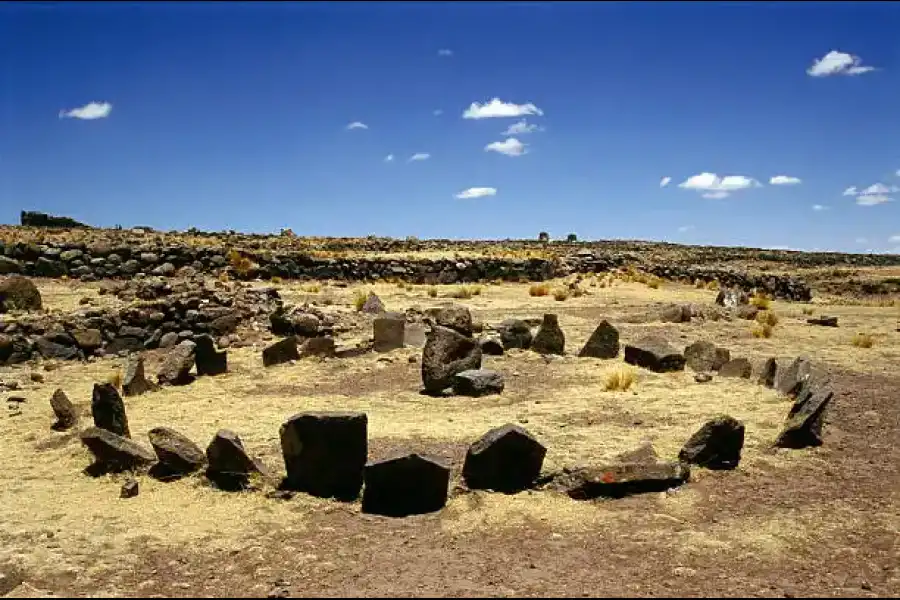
[2,1,900,251]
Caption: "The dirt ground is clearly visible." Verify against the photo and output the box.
[1,276,898,598]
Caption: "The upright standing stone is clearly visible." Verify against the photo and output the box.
[123,355,156,396]
[463,424,546,493]
[775,380,834,449]
[374,312,406,352]
[362,453,451,517]
[758,357,778,388]
[91,382,130,437]
[578,320,619,359]
[49,388,77,431]
[280,412,368,500]
[194,334,227,376]
[498,319,532,350]
[679,415,745,470]
[157,340,196,386]
[531,314,565,355]
[421,325,483,394]
[205,429,260,490]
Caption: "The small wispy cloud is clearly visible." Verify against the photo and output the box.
[856,195,892,206]
[408,152,430,162]
[484,137,527,157]
[807,50,876,77]
[384,154,394,163]
[812,204,828,211]
[844,182,898,206]
[58,101,112,120]
[463,98,544,120]
[456,187,497,199]
[843,186,858,196]
[346,121,368,130]
[888,234,900,243]
[896,169,900,177]
[438,49,453,57]
[502,119,542,135]
[660,176,672,188]
[702,191,731,199]
[433,109,443,116]
[678,172,761,199]
[770,175,802,185]
[677,225,694,233]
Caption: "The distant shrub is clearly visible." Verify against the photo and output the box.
[427,287,438,298]
[756,310,779,327]
[750,292,771,309]
[552,288,569,301]
[566,233,577,242]
[302,282,321,293]
[646,277,661,289]
[706,280,720,291]
[529,283,551,297]
[227,249,254,277]
[851,332,875,348]
[604,366,636,391]
[451,286,475,299]
[271,276,283,285]
[751,323,773,338]
[538,231,550,243]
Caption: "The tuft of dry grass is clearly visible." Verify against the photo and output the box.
[450,286,477,300]
[427,286,438,298]
[755,310,779,327]
[270,276,283,285]
[106,370,122,390]
[706,280,720,291]
[353,289,369,311]
[529,283,551,297]
[750,293,771,310]
[302,282,322,293]
[552,288,570,301]
[603,365,636,391]
[851,332,875,348]
[751,322,774,338]
[801,306,815,316]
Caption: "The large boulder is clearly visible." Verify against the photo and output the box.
[157,340,196,386]
[80,427,156,473]
[531,314,565,355]
[683,340,730,372]
[361,453,451,517]
[451,369,505,397]
[148,427,206,476]
[205,429,262,490]
[374,312,406,352]
[578,320,619,359]
[421,325,482,394]
[49,388,77,431]
[624,336,686,372]
[0,276,42,312]
[551,462,690,499]
[719,358,752,379]
[463,424,546,493]
[279,412,368,500]
[262,337,299,367]
[194,334,227,376]
[679,415,745,470]
[434,305,473,336]
[91,383,130,437]
[498,319,532,350]
[122,355,157,397]
[775,380,834,449]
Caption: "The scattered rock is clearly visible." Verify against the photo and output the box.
[776,356,812,397]
[374,312,406,352]
[34,335,80,360]
[421,325,482,394]
[734,304,760,320]
[361,453,451,517]
[614,442,659,465]
[578,320,620,359]
[122,355,156,397]
[498,318,533,350]
[0,275,42,312]
[120,478,139,498]
[262,337,299,367]
[205,429,262,490]
[463,424,546,493]
[478,336,504,356]
[80,427,156,473]
[298,336,335,358]
[679,415,745,470]
[531,313,565,355]
[30,372,44,383]
[0,255,22,275]
[807,316,838,327]
[91,382,130,437]
[279,412,368,500]
[624,336,686,372]
[551,462,690,499]
[451,369,505,397]
[270,308,320,337]
[71,328,102,353]
[434,305,473,336]
[360,292,385,314]
[194,334,227,376]
[758,357,778,388]
[209,313,241,337]
[403,323,427,348]
[158,331,180,349]
[157,340,196,385]
[775,380,834,449]
[49,388,77,431]
[659,303,691,323]
[148,426,206,476]
[683,340,730,372]
[719,358,752,379]
[694,373,713,383]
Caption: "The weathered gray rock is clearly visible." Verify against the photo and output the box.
[463,424,546,493]
[270,309,320,337]
[719,358,752,379]
[735,304,760,320]
[80,427,155,473]
[403,323,427,348]
[157,340,196,385]
[360,292,385,314]
[758,357,778,388]
[148,426,206,475]
[451,369,505,397]
[194,334,227,376]
[478,336,504,356]
[775,380,833,449]
[683,340,730,372]
[421,325,482,394]
[298,336,335,358]
[91,382,130,437]
[776,356,812,396]
[434,305,473,336]
[614,442,659,465]
[578,320,619,359]
[71,328,102,353]
[280,412,368,500]
[659,304,691,323]
[263,337,300,366]
[552,462,690,499]
[679,415,745,470]
[498,319,533,350]
[374,312,406,352]
[205,429,261,490]
[624,336,686,372]
[123,355,156,397]
[0,276,42,312]
[158,331,179,349]
[49,388,77,431]
[362,453,450,517]
[34,335,80,360]
[531,314,565,355]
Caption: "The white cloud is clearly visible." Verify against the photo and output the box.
[438,49,453,57]
[433,109,443,116]
[463,98,544,120]
[855,237,869,244]
[896,169,900,177]
[812,204,828,211]
[702,191,731,199]
[888,235,900,243]
[856,195,892,206]
[659,176,672,188]
[455,187,497,199]
[842,186,858,196]
[678,173,761,199]
[502,119,542,135]
[846,182,898,206]
[58,101,112,120]
[408,152,430,162]
[770,175,802,185]
[861,183,899,195]
[484,137,527,157]
[384,154,394,163]
[677,225,694,233]
[346,121,368,130]
[807,50,875,77]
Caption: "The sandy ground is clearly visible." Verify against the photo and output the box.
[1,276,898,598]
